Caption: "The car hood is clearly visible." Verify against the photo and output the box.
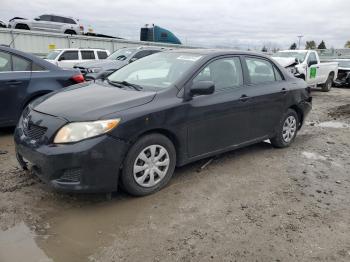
[272,57,299,68]
[75,59,126,70]
[33,82,156,122]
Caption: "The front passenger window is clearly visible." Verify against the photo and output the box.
[193,57,243,92]
[0,51,11,72]
[12,55,31,71]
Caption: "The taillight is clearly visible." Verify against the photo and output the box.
[80,25,84,31]
[71,74,85,83]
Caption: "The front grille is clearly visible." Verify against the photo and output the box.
[59,168,82,183]
[23,123,47,140]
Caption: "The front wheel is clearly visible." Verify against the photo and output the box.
[270,109,299,148]
[321,74,333,92]
[121,134,176,196]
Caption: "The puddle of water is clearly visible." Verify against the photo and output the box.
[36,191,182,262]
[302,151,327,161]
[0,222,52,262]
[316,121,350,128]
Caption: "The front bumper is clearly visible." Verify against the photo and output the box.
[14,110,128,193]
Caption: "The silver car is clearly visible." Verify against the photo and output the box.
[8,14,83,35]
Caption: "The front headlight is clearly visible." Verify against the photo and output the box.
[88,67,102,73]
[54,119,120,144]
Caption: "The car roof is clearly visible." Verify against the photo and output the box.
[0,45,61,71]
[53,48,107,51]
[41,14,77,20]
[278,50,309,53]
[165,48,272,58]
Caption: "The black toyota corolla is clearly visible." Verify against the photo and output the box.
[14,49,312,196]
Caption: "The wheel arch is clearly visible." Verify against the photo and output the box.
[289,105,304,129]
[128,128,182,164]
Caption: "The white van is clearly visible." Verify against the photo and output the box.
[45,48,110,68]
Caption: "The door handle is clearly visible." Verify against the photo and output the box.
[6,80,22,85]
[239,94,249,102]
[281,88,288,94]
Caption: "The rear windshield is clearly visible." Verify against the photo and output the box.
[275,51,307,63]
[108,48,136,61]
[338,60,350,68]
[46,50,61,60]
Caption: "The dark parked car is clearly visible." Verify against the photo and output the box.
[333,59,350,87]
[15,50,312,196]
[0,46,84,127]
[74,46,165,80]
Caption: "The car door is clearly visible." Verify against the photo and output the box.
[306,52,318,85]
[31,15,53,32]
[187,56,251,157]
[57,50,80,68]
[50,16,66,32]
[242,56,288,140]
[81,50,96,62]
[0,51,31,126]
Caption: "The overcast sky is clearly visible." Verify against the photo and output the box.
[0,0,349,49]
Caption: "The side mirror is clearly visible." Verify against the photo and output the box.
[190,81,215,96]
[129,57,138,63]
[58,56,65,61]
[34,17,40,21]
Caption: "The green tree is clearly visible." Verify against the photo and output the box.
[289,43,297,50]
[318,40,327,49]
[305,41,316,50]
[345,41,350,48]
[261,46,268,52]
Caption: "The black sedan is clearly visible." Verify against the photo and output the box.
[14,50,312,196]
[0,45,84,127]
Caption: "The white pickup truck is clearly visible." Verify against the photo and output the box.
[272,50,338,92]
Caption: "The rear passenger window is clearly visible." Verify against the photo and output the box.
[32,63,45,71]
[60,51,79,61]
[97,51,108,59]
[274,67,283,81]
[81,51,95,60]
[64,18,76,24]
[193,57,243,92]
[0,51,11,72]
[12,55,31,71]
[246,57,276,84]
[52,16,65,23]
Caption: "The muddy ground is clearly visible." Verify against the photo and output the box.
[0,88,350,262]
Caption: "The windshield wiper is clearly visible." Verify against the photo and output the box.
[106,79,123,88]
[116,80,143,91]
[106,79,143,91]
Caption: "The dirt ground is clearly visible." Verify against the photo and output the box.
[0,87,350,262]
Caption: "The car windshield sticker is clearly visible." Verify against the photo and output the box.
[310,67,317,79]
[176,55,202,61]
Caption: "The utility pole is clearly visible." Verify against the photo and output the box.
[297,35,303,49]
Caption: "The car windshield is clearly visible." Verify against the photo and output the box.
[108,48,136,61]
[46,50,61,60]
[275,52,307,62]
[107,52,202,90]
[337,60,350,68]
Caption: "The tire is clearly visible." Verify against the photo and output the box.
[64,30,76,35]
[270,109,299,148]
[321,73,333,92]
[121,133,176,196]
[15,24,29,30]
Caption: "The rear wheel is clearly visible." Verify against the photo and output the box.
[15,24,29,30]
[64,30,76,35]
[321,73,333,92]
[121,134,176,196]
[270,109,299,148]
